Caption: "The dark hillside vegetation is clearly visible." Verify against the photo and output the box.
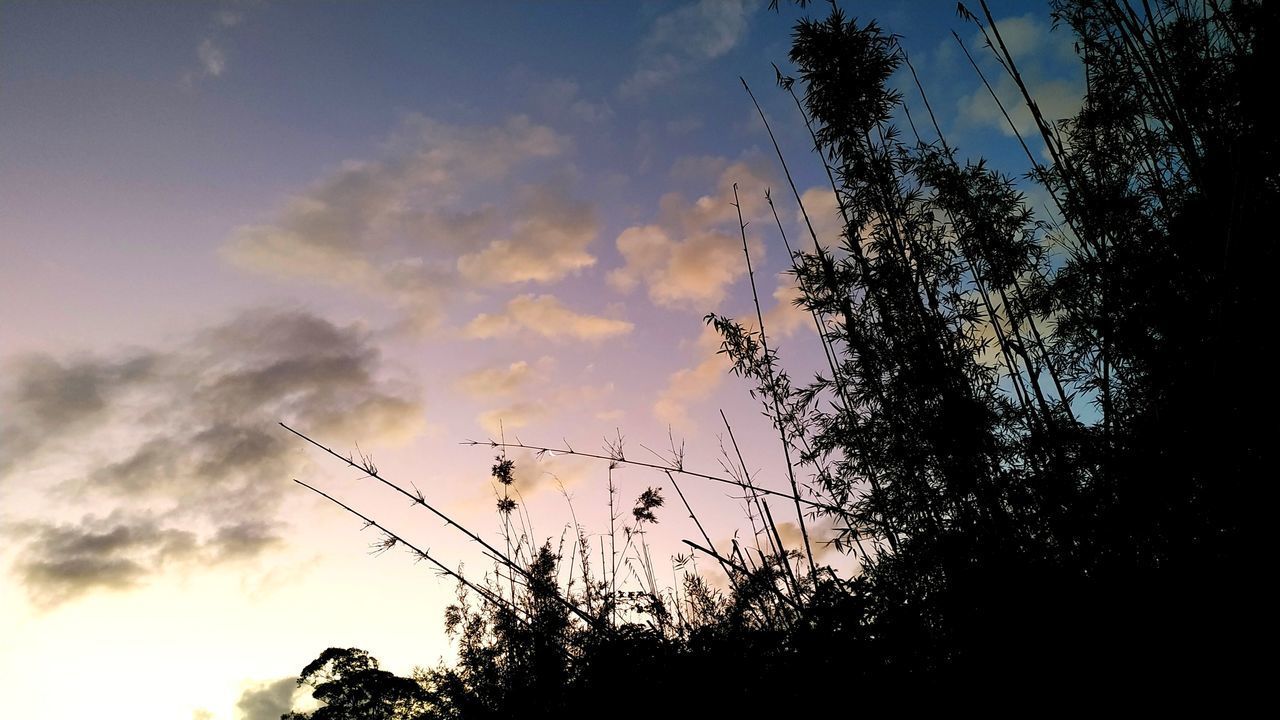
[285,1,1275,714]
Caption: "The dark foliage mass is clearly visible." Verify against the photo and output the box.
[285,1,1274,715]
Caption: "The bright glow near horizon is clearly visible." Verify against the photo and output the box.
[0,2,1081,717]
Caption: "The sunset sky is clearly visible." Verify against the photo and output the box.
[0,2,1080,717]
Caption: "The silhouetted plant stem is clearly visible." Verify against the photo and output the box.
[461,438,837,513]
[744,76,901,553]
[681,540,802,612]
[951,29,1079,249]
[281,422,604,631]
[607,464,618,626]
[720,409,801,600]
[293,479,537,638]
[732,182,819,585]
[666,470,740,591]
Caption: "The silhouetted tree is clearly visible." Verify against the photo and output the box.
[284,647,429,720]
[710,0,1275,690]
[288,0,1274,710]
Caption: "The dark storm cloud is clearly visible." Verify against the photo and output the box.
[1,309,422,608]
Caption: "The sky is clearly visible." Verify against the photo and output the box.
[0,2,1082,718]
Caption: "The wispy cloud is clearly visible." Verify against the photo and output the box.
[186,4,253,85]
[214,9,243,28]
[529,76,614,124]
[197,38,226,77]
[954,14,1083,138]
[620,0,755,98]
[477,401,549,437]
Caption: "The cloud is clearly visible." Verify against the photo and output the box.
[797,186,844,251]
[530,77,614,124]
[507,448,594,497]
[473,378,614,441]
[1,309,422,608]
[762,277,810,339]
[457,185,598,285]
[462,357,616,449]
[774,516,841,561]
[463,449,595,511]
[224,116,576,332]
[955,14,1083,138]
[981,14,1076,62]
[209,519,284,562]
[621,0,754,97]
[184,4,257,86]
[197,38,226,77]
[215,10,243,28]
[596,409,625,423]
[666,116,704,136]
[457,361,537,398]
[236,677,300,720]
[464,294,633,342]
[958,75,1082,138]
[11,511,214,608]
[609,158,773,309]
[610,225,746,308]
[653,326,731,429]
[0,352,156,473]
[72,311,423,505]
[654,279,806,429]
[477,402,548,437]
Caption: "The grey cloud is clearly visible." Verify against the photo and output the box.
[236,676,298,717]
[210,520,283,562]
[12,512,281,610]
[12,513,198,608]
[76,311,417,506]
[2,309,422,607]
[236,677,299,720]
[775,516,841,561]
[0,352,157,472]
